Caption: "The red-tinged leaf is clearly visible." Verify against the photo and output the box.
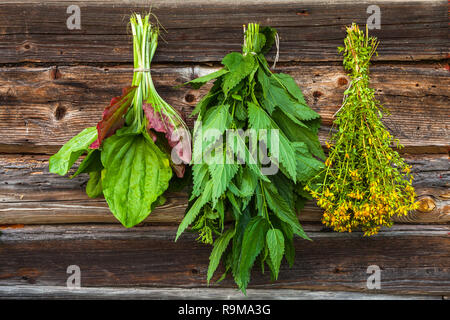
[90,86,136,149]
[143,103,192,165]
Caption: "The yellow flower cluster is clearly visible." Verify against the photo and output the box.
[306,24,419,236]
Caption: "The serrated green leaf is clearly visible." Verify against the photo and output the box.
[263,182,310,240]
[236,215,268,293]
[247,102,297,181]
[186,68,229,89]
[207,227,235,284]
[101,134,172,228]
[266,229,285,279]
[49,127,97,176]
[190,163,210,200]
[258,70,319,123]
[272,109,325,160]
[292,142,325,181]
[176,180,213,241]
[208,149,239,207]
[273,73,307,105]
[221,53,255,95]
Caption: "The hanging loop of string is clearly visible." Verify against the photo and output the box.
[271,32,280,69]
[333,76,363,118]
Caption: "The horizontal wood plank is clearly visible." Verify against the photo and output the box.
[0,154,448,225]
[0,0,447,64]
[0,63,448,153]
[0,285,442,300]
[0,224,449,295]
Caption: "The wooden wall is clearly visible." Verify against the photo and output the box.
[0,0,448,299]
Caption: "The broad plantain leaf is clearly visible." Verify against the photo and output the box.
[49,127,98,176]
[86,170,103,198]
[101,134,172,228]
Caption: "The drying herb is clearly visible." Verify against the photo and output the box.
[306,24,418,236]
[176,23,324,293]
[49,14,191,227]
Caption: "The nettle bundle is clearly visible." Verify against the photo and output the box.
[306,24,417,236]
[176,23,324,293]
[49,14,191,227]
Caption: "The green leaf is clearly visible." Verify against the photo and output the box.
[49,127,97,176]
[272,109,326,160]
[86,170,103,198]
[70,149,103,179]
[258,70,319,123]
[273,73,307,105]
[260,26,277,54]
[208,150,239,207]
[101,134,172,228]
[266,229,285,279]
[176,180,213,241]
[186,68,229,89]
[207,227,235,284]
[292,142,325,182]
[190,163,210,200]
[263,182,310,240]
[201,105,232,151]
[248,102,297,181]
[221,53,255,95]
[236,216,269,293]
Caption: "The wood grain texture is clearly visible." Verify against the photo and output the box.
[0,0,447,64]
[0,224,449,295]
[0,154,448,225]
[0,63,448,153]
[0,285,442,300]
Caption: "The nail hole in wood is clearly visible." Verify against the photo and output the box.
[185,94,196,103]
[55,105,67,120]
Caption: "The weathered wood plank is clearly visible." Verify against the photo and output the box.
[0,224,448,295]
[0,285,442,300]
[0,64,448,153]
[0,154,448,225]
[0,0,447,64]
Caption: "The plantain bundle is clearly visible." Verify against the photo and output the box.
[176,23,325,293]
[306,24,418,236]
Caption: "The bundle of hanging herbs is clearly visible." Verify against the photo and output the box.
[176,23,324,293]
[306,24,418,236]
[49,13,191,228]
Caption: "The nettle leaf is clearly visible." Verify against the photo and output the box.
[263,182,310,240]
[293,142,325,182]
[190,163,210,200]
[272,109,325,160]
[86,170,103,198]
[258,70,319,123]
[226,129,269,182]
[260,26,277,54]
[176,180,213,241]
[248,102,297,181]
[186,68,229,89]
[208,148,239,207]
[101,134,172,228]
[207,227,235,284]
[273,73,307,105]
[236,216,269,293]
[266,228,285,279]
[49,127,98,176]
[201,105,232,151]
[221,52,255,95]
